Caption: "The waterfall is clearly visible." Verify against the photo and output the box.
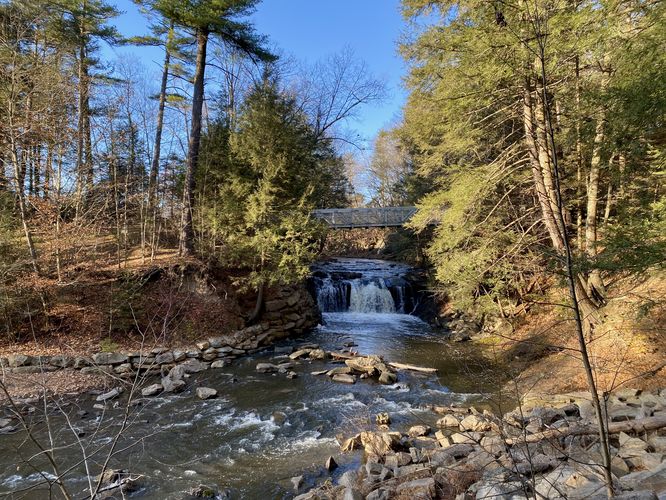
[349,281,396,313]
[311,259,416,315]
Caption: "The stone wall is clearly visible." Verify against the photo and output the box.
[0,285,321,377]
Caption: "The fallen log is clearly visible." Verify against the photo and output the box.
[505,414,666,445]
[388,362,438,374]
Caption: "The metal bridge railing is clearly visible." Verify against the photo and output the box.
[311,207,417,229]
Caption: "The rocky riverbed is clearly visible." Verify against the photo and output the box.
[295,388,666,499]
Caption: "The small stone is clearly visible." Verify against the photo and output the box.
[286,371,298,379]
[196,341,210,350]
[378,371,397,385]
[141,384,163,397]
[436,414,460,428]
[96,388,122,402]
[210,360,227,369]
[155,352,174,364]
[92,352,128,365]
[408,425,430,437]
[325,456,337,471]
[376,412,391,425]
[196,387,217,400]
[332,374,356,384]
[291,475,303,491]
[256,363,278,373]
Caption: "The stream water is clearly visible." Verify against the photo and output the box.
[0,258,495,499]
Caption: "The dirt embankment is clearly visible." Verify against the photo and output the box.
[469,272,666,397]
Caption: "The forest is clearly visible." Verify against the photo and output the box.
[0,0,665,497]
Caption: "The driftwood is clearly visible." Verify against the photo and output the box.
[388,362,438,374]
[505,414,666,445]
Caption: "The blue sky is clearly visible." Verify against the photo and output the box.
[108,0,408,147]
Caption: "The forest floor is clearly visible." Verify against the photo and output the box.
[476,272,666,397]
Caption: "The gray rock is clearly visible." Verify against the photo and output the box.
[408,425,431,437]
[325,456,337,471]
[343,488,363,500]
[208,337,225,348]
[92,352,128,365]
[181,359,208,373]
[395,477,436,498]
[378,371,397,385]
[210,360,227,369]
[0,419,12,428]
[195,341,210,350]
[332,373,356,384]
[141,384,163,397]
[114,363,133,374]
[151,347,169,354]
[202,348,218,361]
[196,387,217,400]
[366,488,392,500]
[436,414,460,428]
[172,351,186,362]
[162,378,186,393]
[460,414,492,432]
[154,352,174,364]
[50,355,73,368]
[338,470,358,488]
[96,388,122,402]
[7,355,32,367]
[256,363,278,373]
[291,475,304,490]
[615,491,658,500]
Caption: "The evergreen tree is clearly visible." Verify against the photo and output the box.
[151,0,274,256]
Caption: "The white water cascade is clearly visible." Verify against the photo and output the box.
[311,258,417,314]
[349,281,396,313]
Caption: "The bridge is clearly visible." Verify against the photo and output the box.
[311,207,417,229]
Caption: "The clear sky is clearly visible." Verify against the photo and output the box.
[109,0,408,148]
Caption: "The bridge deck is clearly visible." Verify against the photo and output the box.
[312,207,417,229]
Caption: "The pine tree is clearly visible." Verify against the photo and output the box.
[152,0,274,256]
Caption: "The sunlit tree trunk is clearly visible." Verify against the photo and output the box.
[179,27,208,256]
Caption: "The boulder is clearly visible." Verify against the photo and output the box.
[408,425,431,437]
[395,477,436,499]
[343,488,363,500]
[196,387,217,400]
[154,352,174,364]
[92,352,128,365]
[325,456,338,471]
[210,360,227,369]
[291,475,303,490]
[289,349,312,360]
[49,355,74,368]
[378,371,398,385]
[256,363,278,373]
[436,414,460,428]
[181,359,208,373]
[360,431,402,455]
[141,384,163,397]
[332,374,356,384]
[338,470,358,488]
[308,349,328,360]
[459,414,492,432]
[96,388,122,402]
[7,354,32,367]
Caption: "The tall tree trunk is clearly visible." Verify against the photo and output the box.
[179,27,209,257]
[149,22,173,212]
[574,57,585,252]
[585,114,606,302]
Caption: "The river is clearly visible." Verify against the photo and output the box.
[0,258,494,499]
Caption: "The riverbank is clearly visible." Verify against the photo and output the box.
[296,388,666,499]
